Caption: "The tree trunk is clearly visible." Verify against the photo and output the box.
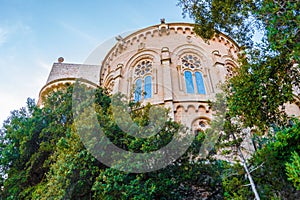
[232,132,261,200]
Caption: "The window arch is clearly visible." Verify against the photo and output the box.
[192,118,210,134]
[133,59,153,102]
[181,54,206,94]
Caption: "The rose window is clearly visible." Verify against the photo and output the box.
[181,54,201,70]
[134,60,152,77]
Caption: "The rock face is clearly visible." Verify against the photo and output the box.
[39,22,240,129]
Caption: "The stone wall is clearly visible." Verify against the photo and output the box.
[46,63,101,85]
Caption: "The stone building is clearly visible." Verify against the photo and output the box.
[39,21,265,132]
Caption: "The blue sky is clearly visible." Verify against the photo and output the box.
[0,0,193,124]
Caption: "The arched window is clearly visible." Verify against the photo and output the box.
[192,118,210,134]
[133,59,153,101]
[184,71,194,94]
[195,72,206,94]
[181,54,206,94]
[144,76,152,99]
[134,79,142,102]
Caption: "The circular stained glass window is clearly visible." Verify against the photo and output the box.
[134,59,153,77]
[181,54,201,69]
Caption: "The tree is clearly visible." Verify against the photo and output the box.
[178,0,300,131]
[1,85,226,199]
[0,85,82,199]
[207,92,261,199]
[178,0,300,198]
[286,151,300,190]
[0,98,48,199]
[221,119,300,199]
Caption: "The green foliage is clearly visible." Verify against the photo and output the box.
[286,151,300,190]
[220,120,300,199]
[92,160,224,200]
[179,0,300,131]
[1,85,226,199]
[90,93,224,199]
[250,121,300,198]
[178,0,258,46]
[1,79,298,199]
[0,85,97,199]
[179,2,300,199]
[32,128,103,200]
[222,163,253,200]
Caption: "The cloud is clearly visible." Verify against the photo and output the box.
[0,27,8,46]
[0,22,33,49]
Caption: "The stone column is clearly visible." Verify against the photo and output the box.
[161,47,174,120]
[113,64,123,94]
[211,50,225,93]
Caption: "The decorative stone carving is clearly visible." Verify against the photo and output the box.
[186,35,192,43]
[107,80,115,94]
[115,35,126,52]
[158,19,169,35]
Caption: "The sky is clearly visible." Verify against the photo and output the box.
[0,0,193,124]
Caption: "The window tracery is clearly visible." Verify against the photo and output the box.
[134,59,152,77]
[133,59,153,101]
[181,54,201,70]
[181,54,206,94]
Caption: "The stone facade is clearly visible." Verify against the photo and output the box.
[38,21,300,165]
[39,22,239,130]
[40,21,300,131]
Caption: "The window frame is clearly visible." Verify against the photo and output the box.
[133,59,153,102]
[181,53,206,95]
